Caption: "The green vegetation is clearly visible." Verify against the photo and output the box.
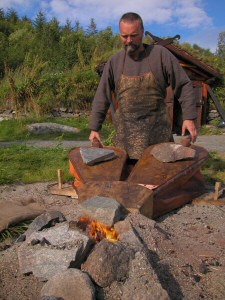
[0,221,31,242]
[0,8,225,115]
[202,152,225,184]
[0,116,113,141]
[0,116,114,185]
[0,9,122,115]
[0,144,72,184]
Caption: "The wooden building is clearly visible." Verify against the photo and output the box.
[145,32,224,133]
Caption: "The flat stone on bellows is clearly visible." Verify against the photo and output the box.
[80,147,116,165]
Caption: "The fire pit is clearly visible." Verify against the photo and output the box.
[74,216,118,242]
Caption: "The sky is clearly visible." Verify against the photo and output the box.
[1,0,225,53]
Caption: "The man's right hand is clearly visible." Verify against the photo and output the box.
[89,131,103,147]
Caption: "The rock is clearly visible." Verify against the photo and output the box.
[51,110,61,117]
[82,239,135,287]
[178,136,191,147]
[24,211,66,238]
[151,143,196,162]
[217,120,225,128]
[3,109,13,115]
[114,218,133,237]
[59,107,67,112]
[114,217,146,249]
[41,269,95,300]
[27,123,80,134]
[76,196,126,227]
[41,296,63,300]
[79,147,116,165]
[121,251,170,300]
[17,223,94,281]
[208,111,219,119]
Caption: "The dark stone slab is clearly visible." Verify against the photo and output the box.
[80,147,116,165]
[76,196,126,227]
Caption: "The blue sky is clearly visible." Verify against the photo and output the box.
[1,0,225,53]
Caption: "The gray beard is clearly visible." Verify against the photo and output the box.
[125,44,140,56]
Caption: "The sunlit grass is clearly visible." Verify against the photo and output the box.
[0,115,113,142]
[0,145,73,185]
[202,152,225,184]
[0,221,31,242]
[0,116,224,186]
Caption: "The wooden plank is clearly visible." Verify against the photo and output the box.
[214,182,223,201]
[49,183,78,198]
[207,85,225,121]
[57,169,62,190]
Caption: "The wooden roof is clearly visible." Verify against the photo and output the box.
[145,31,223,84]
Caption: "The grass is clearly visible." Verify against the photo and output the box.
[0,115,114,185]
[0,144,73,184]
[0,221,31,242]
[0,115,113,141]
[199,118,225,135]
[199,125,224,136]
[202,152,225,185]
[0,115,224,186]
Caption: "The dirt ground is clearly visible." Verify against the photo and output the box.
[1,135,225,300]
[0,179,225,300]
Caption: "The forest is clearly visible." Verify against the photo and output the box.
[0,8,225,116]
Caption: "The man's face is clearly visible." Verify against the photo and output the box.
[120,20,144,56]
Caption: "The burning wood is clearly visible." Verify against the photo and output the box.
[76,216,118,242]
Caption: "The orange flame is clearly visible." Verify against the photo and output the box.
[76,216,118,242]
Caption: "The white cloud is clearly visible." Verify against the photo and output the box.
[0,0,213,31]
[185,27,225,53]
[0,0,31,9]
[174,0,212,28]
[32,0,213,30]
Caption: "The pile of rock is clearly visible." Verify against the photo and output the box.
[0,108,90,122]
[17,200,170,300]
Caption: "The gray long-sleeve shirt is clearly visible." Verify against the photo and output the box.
[89,44,197,132]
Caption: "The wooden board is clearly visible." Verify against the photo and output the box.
[69,146,127,183]
[77,181,153,219]
[127,143,209,187]
[49,183,78,198]
[207,85,225,121]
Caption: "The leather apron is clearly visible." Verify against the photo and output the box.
[113,53,172,159]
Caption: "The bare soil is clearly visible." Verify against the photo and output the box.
[0,180,225,300]
[1,134,225,300]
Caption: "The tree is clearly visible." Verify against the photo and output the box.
[216,31,225,59]
[6,8,19,23]
[86,18,98,36]
[33,11,47,32]
[0,8,5,20]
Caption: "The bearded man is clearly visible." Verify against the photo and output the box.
[89,12,198,160]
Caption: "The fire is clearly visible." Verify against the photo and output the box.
[76,216,118,242]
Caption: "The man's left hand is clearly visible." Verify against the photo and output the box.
[182,119,198,143]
